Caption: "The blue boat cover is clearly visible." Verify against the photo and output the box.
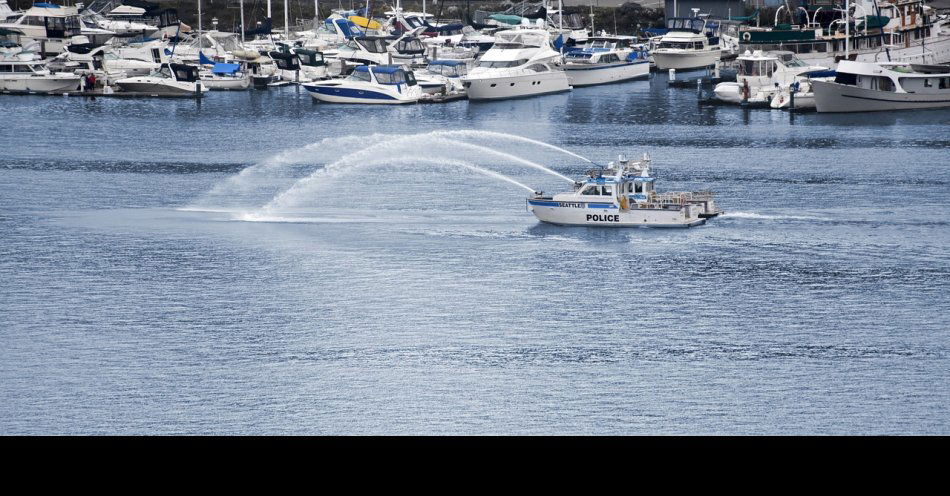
[355,65,402,74]
[34,2,60,8]
[212,63,241,74]
[428,59,465,67]
[804,70,837,78]
[199,51,216,65]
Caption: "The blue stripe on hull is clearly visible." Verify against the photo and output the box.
[305,85,398,100]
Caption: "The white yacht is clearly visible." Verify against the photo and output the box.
[652,17,721,71]
[812,60,950,112]
[50,40,157,84]
[92,5,160,38]
[564,35,650,87]
[115,62,207,95]
[0,55,81,93]
[713,50,830,107]
[302,64,422,104]
[527,154,721,228]
[461,26,571,101]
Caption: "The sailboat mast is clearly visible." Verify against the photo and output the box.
[240,0,245,43]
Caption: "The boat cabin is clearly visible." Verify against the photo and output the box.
[349,36,388,54]
[159,63,199,82]
[349,65,417,86]
[832,61,950,94]
[425,59,467,78]
[391,36,425,56]
[295,49,325,68]
[0,60,47,75]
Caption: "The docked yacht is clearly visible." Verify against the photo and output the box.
[0,55,81,93]
[414,59,467,95]
[652,17,721,71]
[0,3,114,56]
[564,35,650,87]
[812,60,950,112]
[302,64,422,104]
[713,50,829,107]
[528,154,721,228]
[462,26,571,101]
[91,5,160,38]
[115,62,206,95]
[51,40,157,84]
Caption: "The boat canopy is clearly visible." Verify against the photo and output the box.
[211,62,240,74]
[489,14,522,25]
[295,49,325,67]
[428,59,465,67]
[33,2,61,8]
[198,51,215,65]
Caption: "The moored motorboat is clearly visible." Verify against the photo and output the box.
[813,60,950,112]
[651,17,721,71]
[115,62,206,95]
[302,64,422,104]
[0,55,81,93]
[461,26,571,101]
[527,154,721,228]
[564,35,650,87]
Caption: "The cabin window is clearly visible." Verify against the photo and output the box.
[940,78,949,90]
[22,16,45,26]
[835,72,857,86]
[14,64,32,73]
[581,186,599,195]
[0,64,11,73]
[633,182,643,193]
[601,186,613,196]
[924,78,933,88]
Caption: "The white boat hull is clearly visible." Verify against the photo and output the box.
[464,70,571,101]
[528,200,706,228]
[303,82,421,104]
[115,77,205,95]
[812,80,950,112]
[565,60,650,87]
[652,49,721,70]
[0,74,81,93]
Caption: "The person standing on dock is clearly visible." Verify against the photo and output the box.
[87,74,97,91]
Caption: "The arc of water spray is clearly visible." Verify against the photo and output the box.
[261,136,571,211]
[433,130,596,166]
[248,156,536,219]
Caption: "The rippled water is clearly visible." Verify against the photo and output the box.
[1,73,948,434]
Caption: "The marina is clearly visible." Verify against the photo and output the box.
[1,0,949,435]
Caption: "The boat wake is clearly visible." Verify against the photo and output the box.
[722,211,833,222]
[185,130,591,222]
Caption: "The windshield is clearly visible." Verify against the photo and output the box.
[347,69,372,82]
[374,70,407,84]
[357,38,387,53]
[478,59,528,69]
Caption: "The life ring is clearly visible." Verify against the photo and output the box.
[742,32,751,41]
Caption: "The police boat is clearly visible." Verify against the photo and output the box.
[527,154,722,228]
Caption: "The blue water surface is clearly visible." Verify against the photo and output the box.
[1,73,948,434]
